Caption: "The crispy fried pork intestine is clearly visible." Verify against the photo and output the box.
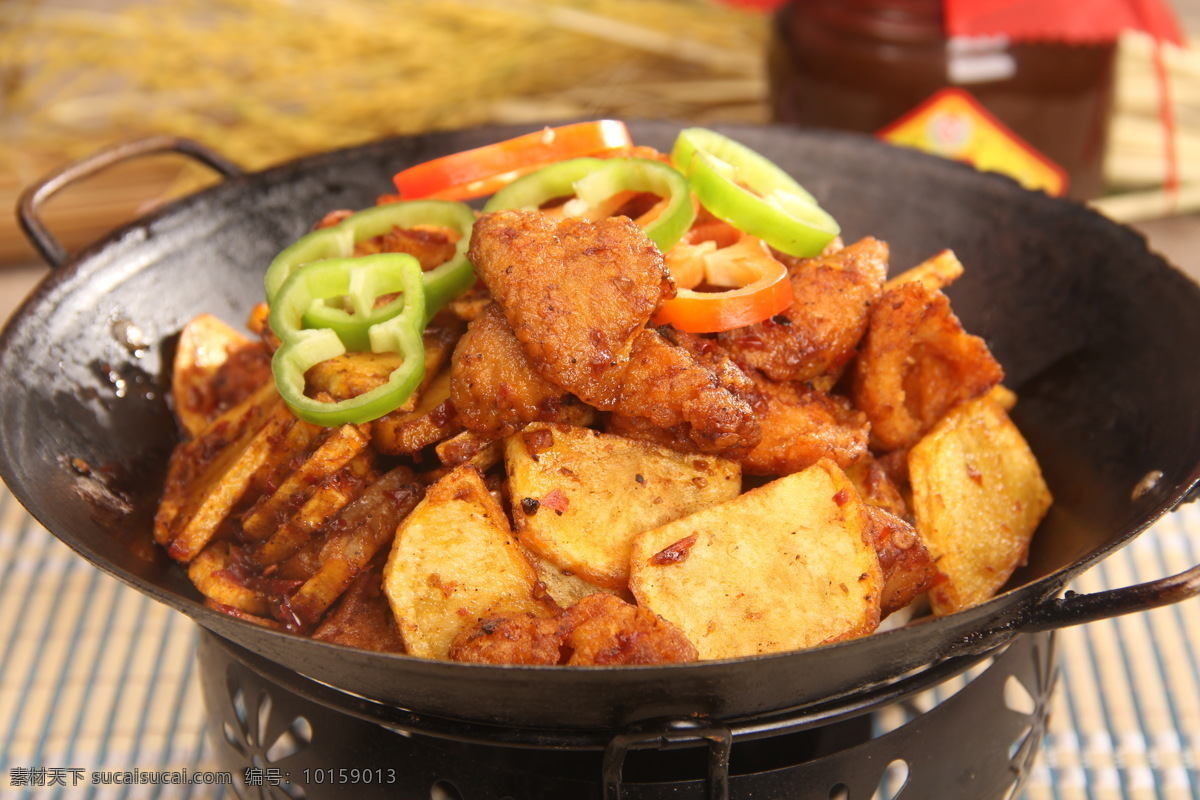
[159,208,1009,659]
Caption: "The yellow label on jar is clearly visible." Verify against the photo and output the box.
[878,87,1067,196]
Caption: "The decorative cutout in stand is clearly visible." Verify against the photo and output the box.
[198,630,1057,800]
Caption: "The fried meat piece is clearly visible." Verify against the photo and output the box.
[719,237,888,387]
[445,613,564,665]
[607,329,760,455]
[469,210,673,407]
[468,210,759,454]
[852,281,1004,452]
[450,303,574,438]
[448,593,697,666]
[563,592,698,665]
[735,371,869,476]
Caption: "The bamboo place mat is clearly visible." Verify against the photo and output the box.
[1,479,1197,799]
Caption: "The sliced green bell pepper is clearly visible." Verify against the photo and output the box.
[671,127,840,258]
[483,156,696,254]
[264,199,476,343]
[269,254,426,426]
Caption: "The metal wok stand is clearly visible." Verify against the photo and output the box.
[197,627,1057,800]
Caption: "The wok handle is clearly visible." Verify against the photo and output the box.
[1015,562,1200,633]
[17,135,244,269]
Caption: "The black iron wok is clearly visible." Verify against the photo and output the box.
[3,121,1198,734]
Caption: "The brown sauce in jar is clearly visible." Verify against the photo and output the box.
[768,0,1116,199]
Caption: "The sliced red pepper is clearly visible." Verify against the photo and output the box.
[654,225,794,333]
[392,120,633,201]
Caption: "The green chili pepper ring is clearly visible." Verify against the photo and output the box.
[483,157,696,254]
[264,199,476,345]
[269,254,427,426]
[672,128,840,258]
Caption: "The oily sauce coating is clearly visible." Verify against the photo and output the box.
[719,237,888,387]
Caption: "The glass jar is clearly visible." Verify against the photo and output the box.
[768,0,1116,199]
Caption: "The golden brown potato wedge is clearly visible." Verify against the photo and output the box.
[629,459,883,660]
[311,561,406,652]
[908,393,1052,615]
[520,546,630,607]
[506,423,741,591]
[383,464,549,659]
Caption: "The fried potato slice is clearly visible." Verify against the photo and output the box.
[909,393,1052,615]
[305,312,465,413]
[987,383,1018,411]
[155,384,303,562]
[284,468,423,629]
[520,546,630,607]
[155,381,279,542]
[171,314,272,438]
[383,464,550,659]
[506,423,741,591]
[241,424,373,540]
[370,368,462,454]
[884,249,965,293]
[188,541,272,616]
[249,452,375,568]
[629,459,883,660]
[311,562,406,653]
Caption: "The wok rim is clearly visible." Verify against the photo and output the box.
[1,120,1197,719]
